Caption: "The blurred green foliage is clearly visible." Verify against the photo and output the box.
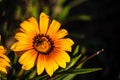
[0,0,90,37]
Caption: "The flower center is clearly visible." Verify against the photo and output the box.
[33,34,53,54]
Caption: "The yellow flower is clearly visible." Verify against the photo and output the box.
[0,46,11,74]
[11,12,74,76]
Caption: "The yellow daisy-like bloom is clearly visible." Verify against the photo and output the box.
[0,46,11,74]
[11,12,74,76]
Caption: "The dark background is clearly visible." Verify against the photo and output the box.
[66,0,120,80]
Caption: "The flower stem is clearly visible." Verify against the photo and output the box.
[16,69,24,80]
[28,69,36,79]
[76,49,104,67]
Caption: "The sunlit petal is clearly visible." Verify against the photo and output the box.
[19,49,36,64]
[54,38,74,52]
[0,46,11,74]
[39,12,49,34]
[37,54,46,75]
[0,54,10,62]
[0,67,7,74]
[20,19,38,37]
[11,42,33,51]
[15,32,33,42]
[50,50,66,68]
[51,29,68,40]
[28,17,39,34]
[0,46,6,54]
[45,55,58,76]
[47,20,61,37]
[0,59,10,67]
[58,50,70,62]
[22,51,37,70]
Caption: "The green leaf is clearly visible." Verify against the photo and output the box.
[76,56,86,68]
[67,15,91,22]
[73,45,79,56]
[32,74,47,80]
[57,6,70,22]
[81,46,86,54]
[56,68,102,80]
[0,73,7,80]
[57,0,66,6]
[13,55,18,65]
[61,68,102,80]
[65,46,86,70]
[54,74,68,80]
[68,0,87,8]
[64,68,102,75]
[66,46,87,70]
[29,2,39,18]
[28,70,36,79]
[62,74,77,80]
[78,15,91,21]
[65,53,82,70]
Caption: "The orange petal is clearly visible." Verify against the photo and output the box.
[54,38,74,52]
[45,55,58,76]
[0,59,10,67]
[39,12,49,35]
[58,50,70,62]
[50,50,66,68]
[37,54,46,75]
[0,54,10,62]
[51,29,68,40]
[0,67,7,74]
[11,42,33,51]
[20,18,38,37]
[15,32,33,43]
[28,17,39,34]
[19,49,36,65]
[0,46,6,54]
[22,51,37,70]
[46,20,61,37]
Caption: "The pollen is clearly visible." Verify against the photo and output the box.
[33,34,53,54]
